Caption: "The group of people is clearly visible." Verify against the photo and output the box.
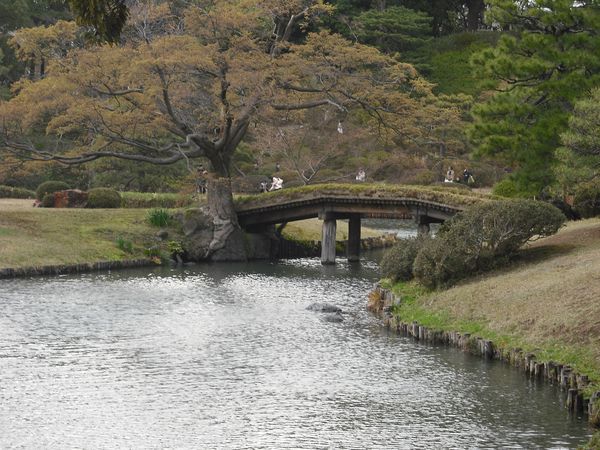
[445,166,475,185]
[355,168,366,182]
[199,163,473,194]
[260,176,283,193]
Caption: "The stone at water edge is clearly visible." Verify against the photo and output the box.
[306,303,343,313]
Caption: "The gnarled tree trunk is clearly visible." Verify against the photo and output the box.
[205,177,247,261]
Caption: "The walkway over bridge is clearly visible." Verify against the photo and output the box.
[235,184,487,264]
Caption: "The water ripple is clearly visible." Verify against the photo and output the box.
[0,259,590,449]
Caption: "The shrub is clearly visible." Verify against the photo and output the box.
[147,208,171,227]
[380,237,425,282]
[87,188,122,208]
[167,240,184,257]
[413,236,466,289]
[41,193,55,208]
[0,185,36,199]
[120,191,191,208]
[492,178,519,198]
[144,246,166,264]
[573,179,600,218]
[36,181,70,200]
[414,199,566,288]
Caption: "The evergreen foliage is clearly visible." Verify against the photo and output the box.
[0,0,71,87]
[380,237,425,282]
[562,87,600,158]
[413,200,566,288]
[573,180,600,218]
[0,185,35,199]
[492,178,520,198]
[354,6,432,54]
[417,31,498,95]
[67,0,128,43]
[36,180,70,200]
[41,192,55,207]
[469,0,600,195]
[86,187,121,208]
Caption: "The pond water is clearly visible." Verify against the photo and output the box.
[0,255,592,448]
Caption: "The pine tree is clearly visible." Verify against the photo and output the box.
[469,0,600,195]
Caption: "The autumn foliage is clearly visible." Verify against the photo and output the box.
[0,1,461,181]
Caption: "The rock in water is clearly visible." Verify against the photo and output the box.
[323,312,344,323]
[306,303,342,313]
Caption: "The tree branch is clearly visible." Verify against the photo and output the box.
[271,99,346,111]
[156,66,193,135]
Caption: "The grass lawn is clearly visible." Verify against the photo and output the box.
[0,199,164,268]
[0,199,390,269]
[390,218,600,386]
[281,218,389,241]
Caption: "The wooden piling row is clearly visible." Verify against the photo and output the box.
[369,284,600,427]
[0,258,156,279]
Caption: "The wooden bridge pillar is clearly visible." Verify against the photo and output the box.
[416,215,431,236]
[321,215,337,265]
[347,214,361,262]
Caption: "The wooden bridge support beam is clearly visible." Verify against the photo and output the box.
[347,214,361,262]
[321,216,337,265]
[416,215,431,236]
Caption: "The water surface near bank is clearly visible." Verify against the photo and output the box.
[0,257,592,448]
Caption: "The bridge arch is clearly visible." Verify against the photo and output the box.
[236,186,478,264]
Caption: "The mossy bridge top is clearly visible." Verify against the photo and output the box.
[234,184,489,264]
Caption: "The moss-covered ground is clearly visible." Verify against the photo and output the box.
[235,182,491,210]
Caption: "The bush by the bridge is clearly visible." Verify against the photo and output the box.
[413,200,566,289]
[380,237,426,282]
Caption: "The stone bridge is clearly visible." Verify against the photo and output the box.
[235,185,485,264]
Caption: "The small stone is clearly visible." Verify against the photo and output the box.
[323,312,344,323]
[306,303,342,313]
[156,230,169,240]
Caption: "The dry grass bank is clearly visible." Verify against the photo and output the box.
[413,218,600,380]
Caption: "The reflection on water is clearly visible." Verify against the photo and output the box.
[0,257,591,448]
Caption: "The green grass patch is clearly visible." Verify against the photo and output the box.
[147,208,172,227]
[121,191,196,208]
[0,202,183,268]
[281,218,391,241]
